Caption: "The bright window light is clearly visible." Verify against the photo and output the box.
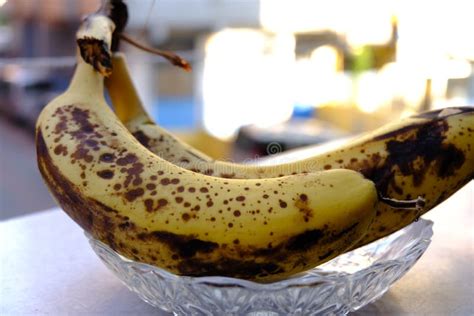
[202,29,295,140]
[260,0,395,46]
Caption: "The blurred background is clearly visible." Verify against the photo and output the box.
[1,0,473,219]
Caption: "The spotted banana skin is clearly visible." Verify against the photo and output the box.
[133,107,474,249]
[107,56,474,249]
[35,16,379,282]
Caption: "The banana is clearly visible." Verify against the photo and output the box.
[36,15,379,282]
[106,53,474,250]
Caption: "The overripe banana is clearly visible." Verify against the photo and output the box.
[36,15,379,282]
[106,53,474,250]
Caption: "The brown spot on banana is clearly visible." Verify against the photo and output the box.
[146,183,156,190]
[295,197,313,222]
[144,199,154,212]
[97,169,114,179]
[54,144,68,156]
[124,188,144,202]
[137,231,219,259]
[116,153,138,166]
[360,118,466,196]
[132,130,151,148]
[100,153,116,163]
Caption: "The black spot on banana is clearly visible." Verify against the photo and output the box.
[106,54,474,250]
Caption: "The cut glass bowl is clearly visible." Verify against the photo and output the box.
[87,218,433,315]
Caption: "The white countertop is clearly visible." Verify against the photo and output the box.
[1,183,473,315]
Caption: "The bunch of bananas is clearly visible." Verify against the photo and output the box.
[36,13,473,282]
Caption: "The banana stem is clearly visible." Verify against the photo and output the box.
[66,50,106,100]
[76,14,115,77]
[378,194,426,210]
[75,1,190,75]
[118,33,192,72]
